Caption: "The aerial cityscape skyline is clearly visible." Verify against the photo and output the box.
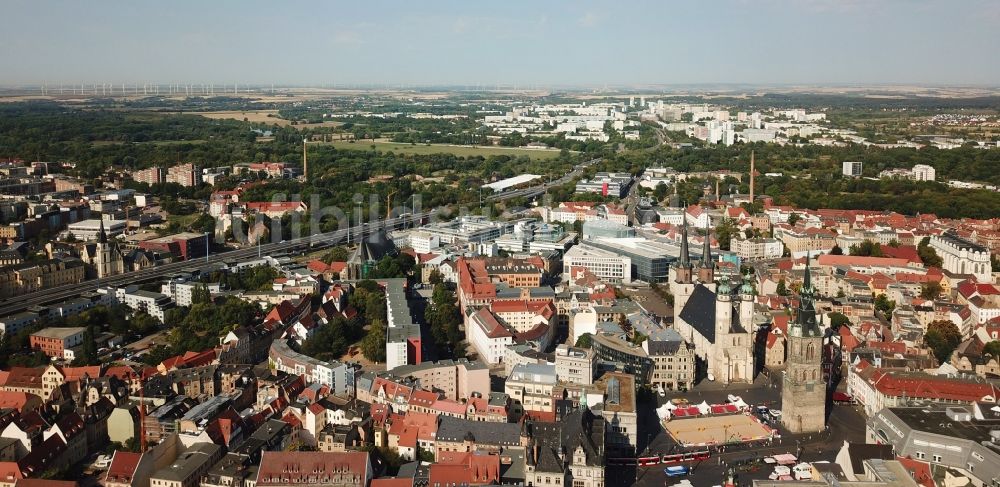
[2,3,1000,487]
[3,0,1000,86]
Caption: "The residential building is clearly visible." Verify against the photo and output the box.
[467,308,515,365]
[0,259,86,299]
[268,339,357,397]
[434,417,522,458]
[773,227,837,258]
[387,359,490,402]
[132,167,164,185]
[554,345,596,386]
[149,443,223,487]
[594,372,637,455]
[104,451,154,487]
[138,233,208,261]
[911,164,935,181]
[160,279,221,307]
[119,290,175,322]
[730,236,783,261]
[254,451,372,487]
[505,363,557,421]
[384,278,421,371]
[29,327,86,359]
[842,161,863,177]
[524,409,605,487]
[165,163,201,187]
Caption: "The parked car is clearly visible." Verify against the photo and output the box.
[94,455,111,469]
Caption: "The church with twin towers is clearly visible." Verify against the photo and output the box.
[669,216,827,433]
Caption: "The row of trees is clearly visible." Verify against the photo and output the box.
[425,273,464,359]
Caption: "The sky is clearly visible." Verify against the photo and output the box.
[2,0,999,87]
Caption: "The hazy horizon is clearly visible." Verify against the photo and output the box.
[3,0,1000,87]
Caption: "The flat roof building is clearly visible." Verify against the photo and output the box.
[482,174,541,192]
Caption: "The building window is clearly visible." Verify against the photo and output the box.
[932,454,942,463]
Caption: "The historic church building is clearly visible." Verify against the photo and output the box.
[780,255,827,433]
[671,219,756,384]
[81,220,124,278]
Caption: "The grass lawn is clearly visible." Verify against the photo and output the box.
[324,139,564,159]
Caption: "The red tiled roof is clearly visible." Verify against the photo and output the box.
[472,308,512,339]
[58,366,102,383]
[490,299,555,321]
[457,258,497,301]
[370,479,412,487]
[429,451,501,486]
[2,368,43,388]
[816,255,911,268]
[14,479,77,487]
[879,245,922,264]
[104,366,139,382]
[895,457,934,487]
[242,201,307,213]
[957,280,1000,299]
[105,451,143,485]
[430,398,467,416]
[256,452,369,486]
[867,368,999,403]
[0,392,40,411]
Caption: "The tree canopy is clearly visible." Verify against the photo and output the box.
[924,320,962,364]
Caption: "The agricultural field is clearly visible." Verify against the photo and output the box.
[197,110,342,129]
[323,139,564,159]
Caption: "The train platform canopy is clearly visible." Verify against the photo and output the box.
[482,174,541,191]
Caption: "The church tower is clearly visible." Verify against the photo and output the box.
[739,271,755,326]
[94,220,123,279]
[698,221,715,284]
[781,254,826,433]
[714,276,733,339]
[671,218,695,325]
[675,218,693,284]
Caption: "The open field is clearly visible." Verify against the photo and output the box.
[322,139,563,159]
[195,110,342,129]
[664,414,773,446]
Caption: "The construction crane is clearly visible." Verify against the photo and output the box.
[386,190,398,220]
